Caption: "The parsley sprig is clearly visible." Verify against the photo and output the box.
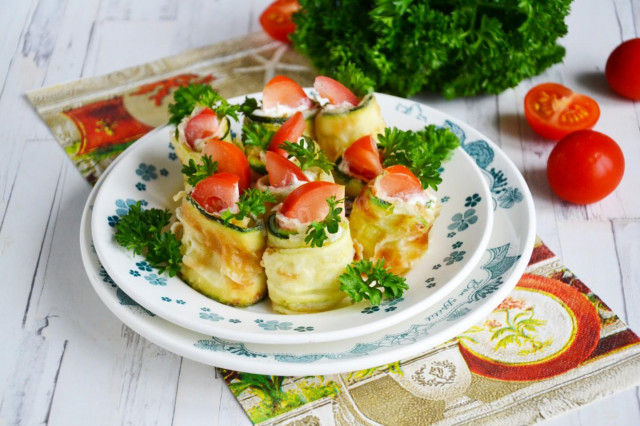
[378,125,459,190]
[114,202,182,277]
[181,154,218,186]
[305,196,344,248]
[338,259,408,306]
[220,189,277,225]
[168,84,257,125]
[281,136,334,173]
[333,62,375,98]
[242,121,275,150]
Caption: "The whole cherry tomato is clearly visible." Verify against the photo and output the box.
[606,38,640,100]
[547,130,624,204]
[259,0,300,44]
[524,83,600,141]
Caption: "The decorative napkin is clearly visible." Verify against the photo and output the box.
[28,32,640,425]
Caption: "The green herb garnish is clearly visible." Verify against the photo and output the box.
[338,259,408,306]
[378,125,459,190]
[180,154,218,186]
[281,136,334,173]
[291,0,571,99]
[242,121,275,150]
[168,83,246,125]
[220,189,277,225]
[114,202,182,277]
[305,196,343,248]
[333,62,375,98]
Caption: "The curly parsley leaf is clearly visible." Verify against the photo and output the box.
[338,259,408,306]
[281,136,334,173]
[305,196,343,248]
[181,154,218,186]
[114,202,182,277]
[168,83,243,125]
[291,0,571,99]
[242,121,275,150]
[333,62,375,98]
[378,125,459,191]
[220,189,277,225]
[238,97,259,116]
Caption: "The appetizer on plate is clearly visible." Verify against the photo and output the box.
[333,134,384,199]
[262,182,355,314]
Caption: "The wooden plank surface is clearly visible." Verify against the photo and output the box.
[0,0,637,425]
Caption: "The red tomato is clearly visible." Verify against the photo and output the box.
[262,75,312,110]
[547,130,625,204]
[202,139,251,192]
[606,38,640,100]
[266,151,309,187]
[313,76,359,106]
[191,172,240,214]
[259,0,299,44]
[524,83,600,140]
[184,108,219,148]
[279,181,344,224]
[268,111,306,156]
[376,165,424,201]
[342,135,383,181]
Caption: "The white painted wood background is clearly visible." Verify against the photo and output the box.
[0,0,638,424]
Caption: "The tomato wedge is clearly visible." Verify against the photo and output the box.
[313,76,359,106]
[202,139,251,192]
[268,111,306,156]
[266,151,308,188]
[342,135,383,181]
[376,165,424,201]
[524,83,600,140]
[280,181,344,224]
[191,172,240,214]
[184,108,219,149]
[262,75,312,110]
[259,0,300,44]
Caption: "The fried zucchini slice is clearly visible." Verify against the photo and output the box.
[170,114,232,166]
[349,186,440,276]
[176,196,267,306]
[314,94,386,162]
[262,217,354,314]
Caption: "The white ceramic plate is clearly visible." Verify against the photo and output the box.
[90,93,493,344]
[81,96,535,375]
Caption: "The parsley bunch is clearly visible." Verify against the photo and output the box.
[168,84,257,125]
[305,196,343,248]
[291,0,572,98]
[281,137,334,173]
[339,259,408,306]
[378,125,460,190]
[114,202,182,277]
[181,155,218,186]
[220,189,277,225]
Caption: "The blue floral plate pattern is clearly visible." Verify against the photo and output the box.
[81,95,535,375]
[89,93,494,345]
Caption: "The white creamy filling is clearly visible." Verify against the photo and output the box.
[275,206,345,243]
[372,178,439,216]
[252,103,316,118]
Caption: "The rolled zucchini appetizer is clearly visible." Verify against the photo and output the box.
[261,182,354,314]
[171,106,233,166]
[350,166,441,276]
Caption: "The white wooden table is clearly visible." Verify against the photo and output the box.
[1,0,638,424]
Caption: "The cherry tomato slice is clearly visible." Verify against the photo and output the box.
[184,108,219,149]
[342,135,383,181]
[202,139,251,192]
[266,151,309,188]
[313,76,359,106]
[259,0,300,44]
[547,130,625,204]
[279,181,344,224]
[191,172,240,214]
[376,165,424,201]
[262,75,312,110]
[268,111,306,156]
[524,83,600,141]
[606,38,640,100]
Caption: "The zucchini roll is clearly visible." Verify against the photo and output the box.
[349,166,441,276]
[261,182,354,314]
[171,106,233,166]
[176,172,267,306]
